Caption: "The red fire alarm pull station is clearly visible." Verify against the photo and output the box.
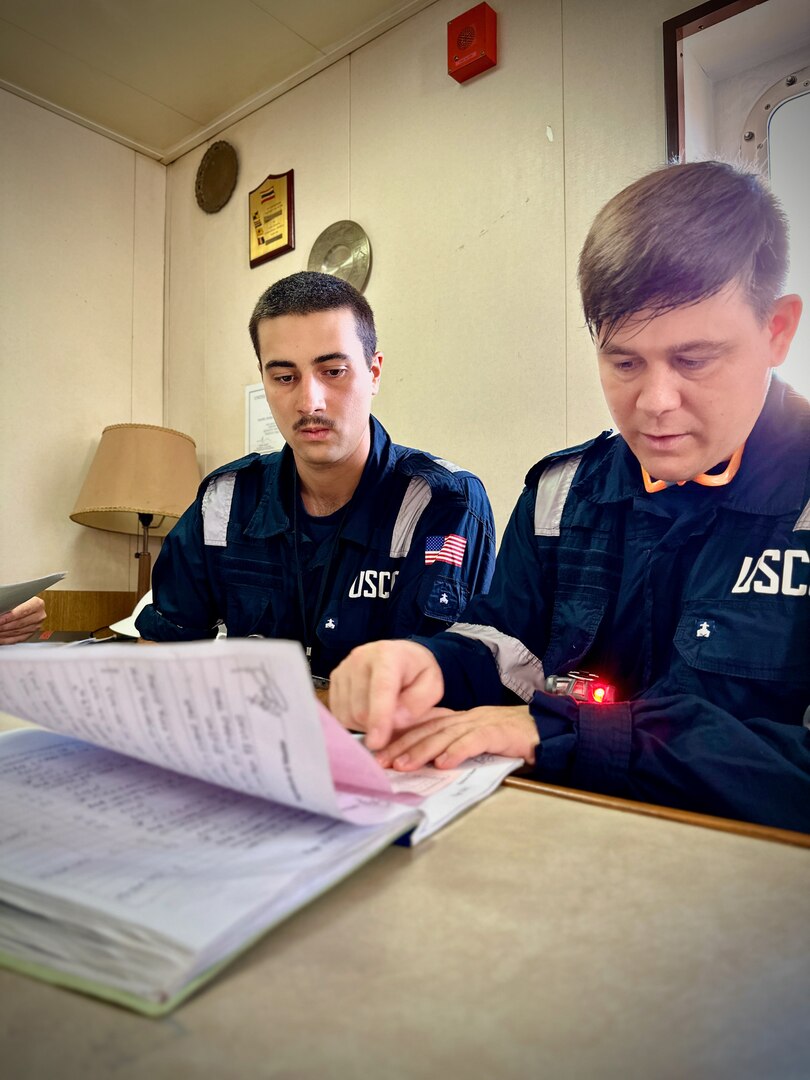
[448,3,497,83]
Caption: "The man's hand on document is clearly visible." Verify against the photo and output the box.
[329,640,538,769]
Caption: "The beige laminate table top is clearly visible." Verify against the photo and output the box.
[1,725,808,1080]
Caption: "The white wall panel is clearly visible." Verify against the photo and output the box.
[350,0,566,534]
[164,60,351,477]
[132,153,166,425]
[0,89,165,590]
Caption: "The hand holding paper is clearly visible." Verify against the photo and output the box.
[0,596,47,644]
[0,572,66,644]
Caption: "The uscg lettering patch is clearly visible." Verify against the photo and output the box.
[731,549,809,596]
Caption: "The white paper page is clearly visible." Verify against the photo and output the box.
[323,714,520,831]
[0,729,415,963]
[399,754,522,844]
[0,572,66,614]
[333,756,522,838]
[0,639,342,818]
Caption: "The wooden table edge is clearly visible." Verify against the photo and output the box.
[502,776,810,849]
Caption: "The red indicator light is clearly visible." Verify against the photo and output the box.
[544,672,617,704]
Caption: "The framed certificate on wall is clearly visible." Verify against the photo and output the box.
[245,384,285,455]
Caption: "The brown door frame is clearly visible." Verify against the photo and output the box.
[663,0,770,160]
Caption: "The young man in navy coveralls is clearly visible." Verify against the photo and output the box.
[330,162,810,832]
[137,273,496,681]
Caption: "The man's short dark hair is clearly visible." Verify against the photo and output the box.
[578,160,789,343]
[248,271,377,365]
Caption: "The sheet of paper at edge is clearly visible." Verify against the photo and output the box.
[0,639,341,816]
[109,590,152,637]
[0,573,66,615]
[245,383,285,455]
[319,705,520,817]
[318,702,399,799]
[0,808,418,1017]
[403,755,524,846]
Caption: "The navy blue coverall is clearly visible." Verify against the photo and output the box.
[137,418,496,678]
[419,379,810,831]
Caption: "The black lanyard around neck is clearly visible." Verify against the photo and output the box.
[291,471,351,672]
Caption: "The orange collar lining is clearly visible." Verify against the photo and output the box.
[642,443,745,493]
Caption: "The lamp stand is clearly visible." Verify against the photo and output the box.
[135,513,154,600]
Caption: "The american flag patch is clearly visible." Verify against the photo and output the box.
[425,534,466,567]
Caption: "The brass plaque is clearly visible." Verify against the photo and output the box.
[249,170,295,267]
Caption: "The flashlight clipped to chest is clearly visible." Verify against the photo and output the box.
[544,671,616,705]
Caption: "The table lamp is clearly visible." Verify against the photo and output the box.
[70,423,201,598]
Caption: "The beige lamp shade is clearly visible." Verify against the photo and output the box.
[70,424,201,538]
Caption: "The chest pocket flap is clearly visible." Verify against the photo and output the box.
[675,598,809,682]
[419,575,469,622]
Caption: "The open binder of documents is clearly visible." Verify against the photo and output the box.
[0,639,519,1014]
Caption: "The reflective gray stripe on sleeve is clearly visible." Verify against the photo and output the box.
[446,622,545,703]
[794,497,810,531]
[534,454,583,537]
[390,475,432,558]
[431,457,463,474]
[201,473,237,547]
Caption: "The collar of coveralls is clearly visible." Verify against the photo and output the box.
[641,442,745,494]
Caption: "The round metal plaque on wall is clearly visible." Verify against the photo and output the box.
[195,141,239,213]
[307,220,372,291]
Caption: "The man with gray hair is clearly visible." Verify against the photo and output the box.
[137,272,496,682]
[330,161,810,832]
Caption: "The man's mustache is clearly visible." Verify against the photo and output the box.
[293,416,337,432]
